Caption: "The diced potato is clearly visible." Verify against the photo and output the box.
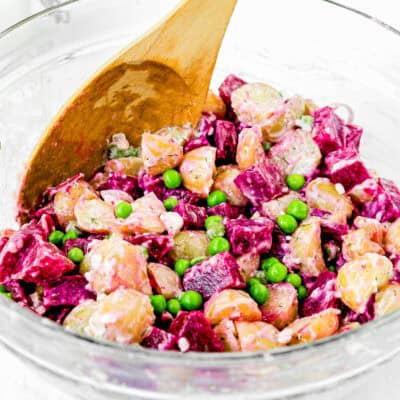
[88,288,155,344]
[337,253,393,313]
[342,229,384,262]
[236,252,260,281]
[147,262,182,299]
[213,165,248,206]
[354,216,385,245]
[235,321,281,351]
[63,300,98,335]
[236,127,265,170]
[306,178,353,224]
[160,211,184,236]
[82,234,152,296]
[214,319,240,352]
[156,126,194,146]
[141,132,183,176]
[100,190,134,206]
[339,322,360,333]
[304,99,317,116]
[374,283,400,318]
[267,129,321,177]
[384,218,400,255]
[204,289,262,325]
[75,196,116,234]
[348,179,379,204]
[231,82,283,126]
[54,180,96,228]
[260,283,298,329]
[170,231,209,261]
[279,308,339,344]
[286,217,326,277]
[117,193,166,234]
[261,95,305,143]
[179,146,216,198]
[202,90,226,118]
[105,157,144,176]
[262,192,301,220]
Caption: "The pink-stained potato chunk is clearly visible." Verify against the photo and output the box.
[105,157,143,176]
[156,126,194,146]
[235,321,281,351]
[339,322,360,334]
[236,252,260,281]
[285,217,326,277]
[236,127,265,171]
[354,216,385,245]
[384,218,400,255]
[342,229,384,262]
[261,192,301,220]
[374,283,400,318]
[63,299,98,335]
[260,283,298,329]
[180,146,216,198]
[54,180,97,228]
[204,289,262,325]
[88,288,155,344]
[141,132,183,176]
[214,319,240,352]
[147,262,182,299]
[279,308,340,344]
[337,253,393,313]
[213,165,248,206]
[82,234,152,296]
[202,90,226,118]
[306,178,353,224]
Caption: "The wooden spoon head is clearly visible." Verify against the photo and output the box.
[18,61,196,222]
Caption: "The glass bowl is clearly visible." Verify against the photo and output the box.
[1,1,400,399]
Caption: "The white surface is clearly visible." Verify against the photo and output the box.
[1,1,400,399]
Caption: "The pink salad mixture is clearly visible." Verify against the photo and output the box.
[2,75,400,352]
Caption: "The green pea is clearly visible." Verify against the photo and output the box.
[150,294,167,314]
[163,169,182,189]
[246,277,261,288]
[208,237,230,256]
[207,223,226,240]
[167,299,182,316]
[163,197,178,211]
[286,174,306,191]
[277,214,298,234]
[207,190,227,207]
[0,285,6,293]
[190,256,207,266]
[286,273,302,288]
[266,262,288,283]
[48,230,64,246]
[68,247,84,263]
[297,285,307,300]
[287,200,309,221]
[62,229,79,244]
[115,201,133,219]
[328,265,337,273]
[261,257,280,272]
[142,247,149,258]
[249,283,269,305]
[180,291,203,311]
[205,215,223,230]
[174,259,191,277]
[262,142,272,152]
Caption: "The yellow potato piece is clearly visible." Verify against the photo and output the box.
[280,308,339,344]
[147,262,182,299]
[374,283,400,318]
[213,165,248,206]
[204,289,262,325]
[235,321,281,351]
[89,288,155,344]
[63,300,98,335]
[337,253,393,313]
[214,319,240,352]
[105,157,144,176]
[170,231,209,261]
[236,127,265,170]
[141,132,183,176]
[82,234,152,296]
[342,229,384,262]
[179,146,216,198]
[287,217,326,277]
[384,218,400,255]
[202,90,226,118]
[306,178,353,224]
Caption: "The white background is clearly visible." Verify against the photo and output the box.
[0,1,400,399]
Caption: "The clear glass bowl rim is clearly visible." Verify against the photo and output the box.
[0,0,399,365]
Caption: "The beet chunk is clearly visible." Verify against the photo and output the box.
[173,201,207,229]
[215,120,238,162]
[225,217,274,255]
[169,311,223,352]
[141,326,178,350]
[218,74,246,105]
[183,252,245,299]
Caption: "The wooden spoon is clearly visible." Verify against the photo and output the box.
[17,0,237,222]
